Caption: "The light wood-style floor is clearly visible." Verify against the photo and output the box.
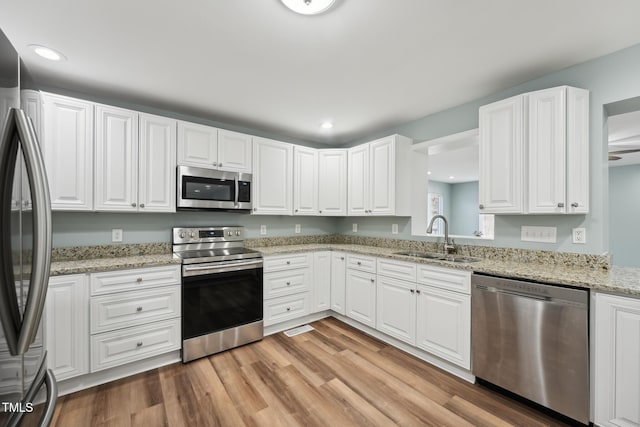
[50,318,568,426]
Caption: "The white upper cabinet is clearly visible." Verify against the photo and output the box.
[217,129,252,173]
[41,93,94,211]
[478,94,525,214]
[318,149,347,215]
[252,137,293,215]
[95,105,139,211]
[479,86,589,215]
[177,122,252,173]
[348,144,370,215]
[177,121,218,168]
[347,135,412,216]
[96,107,176,212]
[293,146,318,215]
[138,113,176,212]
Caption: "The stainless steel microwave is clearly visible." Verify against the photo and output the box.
[177,166,252,211]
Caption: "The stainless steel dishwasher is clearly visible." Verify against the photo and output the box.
[471,273,589,424]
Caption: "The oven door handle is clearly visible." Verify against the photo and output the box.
[234,175,239,207]
[182,259,263,277]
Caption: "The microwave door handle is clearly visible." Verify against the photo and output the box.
[234,176,239,207]
[14,110,52,355]
[0,109,23,356]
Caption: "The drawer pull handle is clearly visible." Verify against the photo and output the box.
[286,281,291,286]
[136,306,143,312]
[286,261,291,265]
[136,342,143,347]
[136,277,143,283]
[286,307,291,311]
[571,202,579,208]
[357,262,362,265]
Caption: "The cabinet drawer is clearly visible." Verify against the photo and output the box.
[264,292,311,327]
[90,286,181,334]
[91,265,181,296]
[416,265,471,294]
[90,318,180,372]
[264,268,312,299]
[264,253,312,272]
[377,258,417,282]
[346,254,377,273]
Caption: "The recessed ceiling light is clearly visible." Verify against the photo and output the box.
[449,175,455,180]
[281,0,337,15]
[320,121,333,129]
[29,44,66,61]
[427,171,432,175]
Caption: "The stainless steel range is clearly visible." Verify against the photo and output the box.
[173,226,263,362]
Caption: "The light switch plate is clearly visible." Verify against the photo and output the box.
[352,223,358,233]
[392,224,398,234]
[111,228,123,242]
[521,226,557,243]
[260,225,267,235]
[295,224,301,234]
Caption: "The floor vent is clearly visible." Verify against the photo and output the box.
[284,324,315,337]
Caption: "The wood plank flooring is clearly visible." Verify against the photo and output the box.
[49,318,569,426]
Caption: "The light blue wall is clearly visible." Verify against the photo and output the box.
[608,165,640,267]
[337,42,640,255]
[427,180,451,218]
[52,212,337,247]
[450,182,479,236]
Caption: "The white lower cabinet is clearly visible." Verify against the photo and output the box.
[45,274,90,381]
[376,276,416,344]
[89,266,181,371]
[415,285,470,369]
[345,269,377,328]
[313,251,331,312]
[330,252,346,315]
[263,253,314,327]
[595,293,640,427]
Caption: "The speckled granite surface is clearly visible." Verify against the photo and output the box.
[248,238,639,297]
[47,238,639,297]
[49,243,179,276]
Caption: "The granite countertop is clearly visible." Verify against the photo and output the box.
[251,243,640,297]
[49,253,181,276]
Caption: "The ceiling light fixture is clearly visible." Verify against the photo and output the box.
[29,44,66,61]
[449,175,455,180]
[281,0,337,15]
[320,121,333,129]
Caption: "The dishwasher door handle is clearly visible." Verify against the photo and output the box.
[474,284,551,301]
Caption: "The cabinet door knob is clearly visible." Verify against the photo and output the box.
[416,289,421,294]
[295,209,299,213]
[286,281,291,286]
[571,202,579,208]
[410,289,415,294]
[139,203,145,208]
[557,202,565,208]
[136,342,143,347]
[218,163,223,167]
[286,261,291,265]
[370,278,375,283]
[131,202,137,207]
[286,307,291,311]
[136,277,143,283]
[479,204,484,210]
[136,306,143,312]
[253,207,257,211]
[357,261,362,265]
[340,257,344,261]
[212,162,218,166]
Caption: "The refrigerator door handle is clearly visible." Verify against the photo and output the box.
[0,108,22,356]
[6,353,58,427]
[14,108,52,355]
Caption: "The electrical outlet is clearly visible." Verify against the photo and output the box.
[295,224,301,234]
[392,224,398,234]
[260,225,267,235]
[521,226,557,243]
[352,223,358,233]
[111,228,123,242]
[573,228,586,244]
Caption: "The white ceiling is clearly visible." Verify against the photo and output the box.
[608,110,640,167]
[2,0,640,145]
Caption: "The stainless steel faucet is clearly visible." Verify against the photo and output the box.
[426,215,456,254]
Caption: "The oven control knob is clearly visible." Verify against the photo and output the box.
[189,232,196,238]
[179,231,186,239]
[227,231,232,236]
[235,230,241,236]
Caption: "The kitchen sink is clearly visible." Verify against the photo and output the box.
[394,252,481,263]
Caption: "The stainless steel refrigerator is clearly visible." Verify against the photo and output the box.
[0,29,57,426]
